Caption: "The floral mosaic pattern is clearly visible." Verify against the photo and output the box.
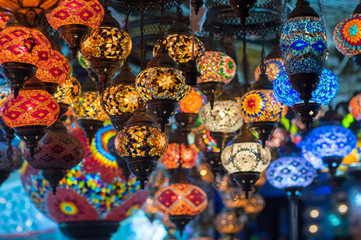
[334,13,361,56]
[254,58,285,83]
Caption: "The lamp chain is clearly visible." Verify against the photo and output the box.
[140,5,145,70]
[242,28,249,87]
[159,0,165,40]
[260,22,266,75]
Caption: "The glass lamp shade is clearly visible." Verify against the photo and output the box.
[72,91,107,121]
[136,67,189,102]
[159,143,199,170]
[349,93,361,121]
[0,26,51,67]
[274,68,339,107]
[0,0,59,13]
[154,34,205,64]
[197,51,236,84]
[54,75,81,105]
[244,193,266,214]
[178,87,206,114]
[221,142,271,174]
[81,27,132,62]
[305,125,357,159]
[299,141,326,170]
[154,183,208,216]
[266,156,316,190]
[254,58,284,83]
[46,0,104,30]
[36,49,70,86]
[333,14,361,57]
[214,211,244,234]
[199,100,243,133]
[0,12,11,30]
[280,16,327,78]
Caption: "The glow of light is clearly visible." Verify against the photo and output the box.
[200,169,208,176]
[16,226,23,232]
[310,209,319,218]
[25,220,32,227]
[309,224,318,234]
[329,214,341,226]
[338,204,348,214]
[355,193,361,206]
[0,198,5,203]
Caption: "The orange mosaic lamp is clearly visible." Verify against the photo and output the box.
[155,167,207,235]
[214,209,244,236]
[0,22,52,98]
[0,76,59,157]
[160,143,199,170]
[46,0,104,58]
[0,11,11,30]
[54,75,81,106]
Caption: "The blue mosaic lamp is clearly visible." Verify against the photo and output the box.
[280,0,328,109]
[305,125,357,176]
[274,68,338,126]
[298,140,326,170]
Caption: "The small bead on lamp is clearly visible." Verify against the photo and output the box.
[274,68,338,127]
[115,104,168,189]
[349,93,361,121]
[222,124,271,198]
[0,77,59,157]
[46,0,104,58]
[280,0,328,108]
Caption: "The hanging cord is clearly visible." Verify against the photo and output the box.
[260,22,266,75]
[125,10,130,33]
[140,5,145,70]
[159,0,166,40]
[242,29,249,88]
[190,1,196,60]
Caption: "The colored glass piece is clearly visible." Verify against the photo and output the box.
[159,143,199,169]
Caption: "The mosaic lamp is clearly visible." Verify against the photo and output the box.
[239,68,286,148]
[280,0,328,108]
[102,62,140,131]
[0,19,52,98]
[214,209,244,238]
[115,104,168,189]
[299,140,326,170]
[333,2,361,67]
[0,76,59,157]
[197,50,236,108]
[266,156,316,240]
[155,167,208,236]
[54,74,81,107]
[0,0,59,27]
[136,42,190,132]
[274,68,338,128]
[222,124,271,198]
[349,93,361,121]
[0,11,11,30]
[46,0,104,58]
[305,125,357,177]
[20,126,149,240]
[175,87,206,135]
[81,4,131,92]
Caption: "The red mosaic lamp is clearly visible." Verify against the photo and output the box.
[46,0,104,58]
[0,76,59,157]
[155,167,208,236]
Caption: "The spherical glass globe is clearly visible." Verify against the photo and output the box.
[299,141,326,170]
[54,75,81,105]
[266,156,316,190]
[197,51,236,84]
[254,58,284,83]
[274,69,339,107]
[178,87,206,114]
[72,91,108,121]
[222,142,271,174]
[305,125,357,158]
[199,100,243,133]
[334,13,361,57]
[159,143,199,169]
[349,93,361,121]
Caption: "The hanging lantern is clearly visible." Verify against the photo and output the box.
[349,93,361,121]
[222,125,271,198]
[102,62,140,131]
[115,105,168,189]
[305,125,357,177]
[280,0,328,108]
[154,167,208,235]
[0,11,11,30]
[54,75,81,106]
[274,68,338,127]
[107,135,131,182]
[197,50,236,108]
[299,140,327,170]
[229,0,257,27]
[24,120,83,194]
[175,87,206,135]
[72,77,107,143]
[239,71,286,147]
[333,2,361,66]
[0,0,59,27]
[160,142,199,170]
[36,49,70,95]
[46,0,104,58]
[0,77,59,157]
[81,5,131,92]
[214,209,244,237]
[136,43,190,131]
[0,22,52,98]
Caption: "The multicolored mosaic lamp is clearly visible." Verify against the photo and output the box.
[280,0,328,108]
[305,125,357,177]
[20,126,149,240]
[46,0,104,58]
[274,68,338,127]
[333,2,361,66]
[155,167,207,236]
[349,93,361,121]
[136,43,189,131]
[81,4,131,92]
[0,77,59,157]
[102,62,140,131]
[115,104,168,189]
[222,124,271,198]
[0,20,52,98]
